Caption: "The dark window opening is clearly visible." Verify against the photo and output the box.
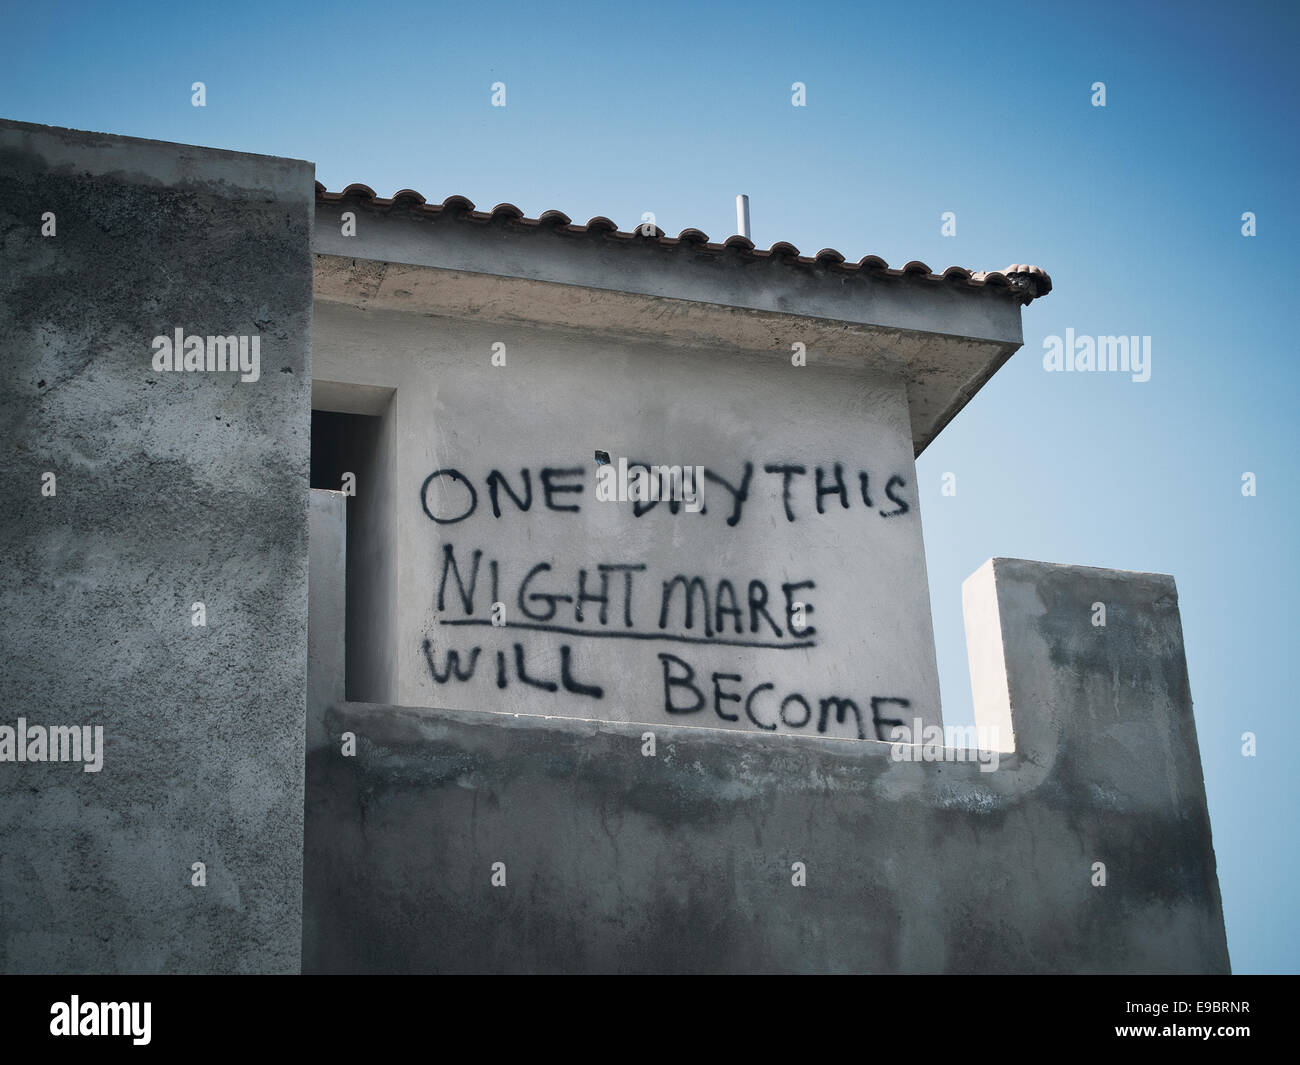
[311,408,384,702]
[311,410,375,492]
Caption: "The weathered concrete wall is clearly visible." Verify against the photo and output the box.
[303,557,1229,973]
[338,393,398,706]
[964,557,1229,969]
[0,120,314,972]
[308,490,346,757]
[313,298,943,743]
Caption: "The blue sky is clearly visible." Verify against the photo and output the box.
[3,0,1295,973]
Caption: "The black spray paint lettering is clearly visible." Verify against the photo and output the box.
[417,452,913,736]
[486,468,532,518]
[658,575,815,639]
[422,639,480,682]
[575,564,647,626]
[422,467,585,524]
[879,474,910,518]
[539,467,584,512]
[703,462,753,526]
[815,463,849,514]
[657,652,912,740]
[437,545,819,647]
[419,461,912,526]
[763,463,806,522]
[424,637,603,699]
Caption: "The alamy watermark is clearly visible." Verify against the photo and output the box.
[888,719,1002,772]
[594,453,704,512]
[0,717,103,772]
[151,327,261,382]
[50,996,150,1045]
[1042,329,1150,382]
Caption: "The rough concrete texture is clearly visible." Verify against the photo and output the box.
[303,558,1228,973]
[312,299,944,741]
[967,558,1229,970]
[0,120,314,972]
[307,490,346,757]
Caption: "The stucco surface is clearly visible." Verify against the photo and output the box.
[0,121,313,973]
[312,299,943,741]
[303,558,1229,973]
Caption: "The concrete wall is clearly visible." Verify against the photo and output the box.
[308,491,346,756]
[340,393,399,706]
[303,557,1228,973]
[0,121,314,973]
[312,298,943,742]
[0,120,1226,975]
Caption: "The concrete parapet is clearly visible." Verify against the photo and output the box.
[302,557,1228,973]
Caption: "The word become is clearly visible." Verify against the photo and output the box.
[657,652,910,741]
[595,457,704,512]
[0,718,103,772]
[151,327,261,382]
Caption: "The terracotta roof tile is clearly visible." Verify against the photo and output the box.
[339,182,377,200]
[314,182,1051,303]
[440,194,475,216]
[488,202,525,222]
[536,209,572,228]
